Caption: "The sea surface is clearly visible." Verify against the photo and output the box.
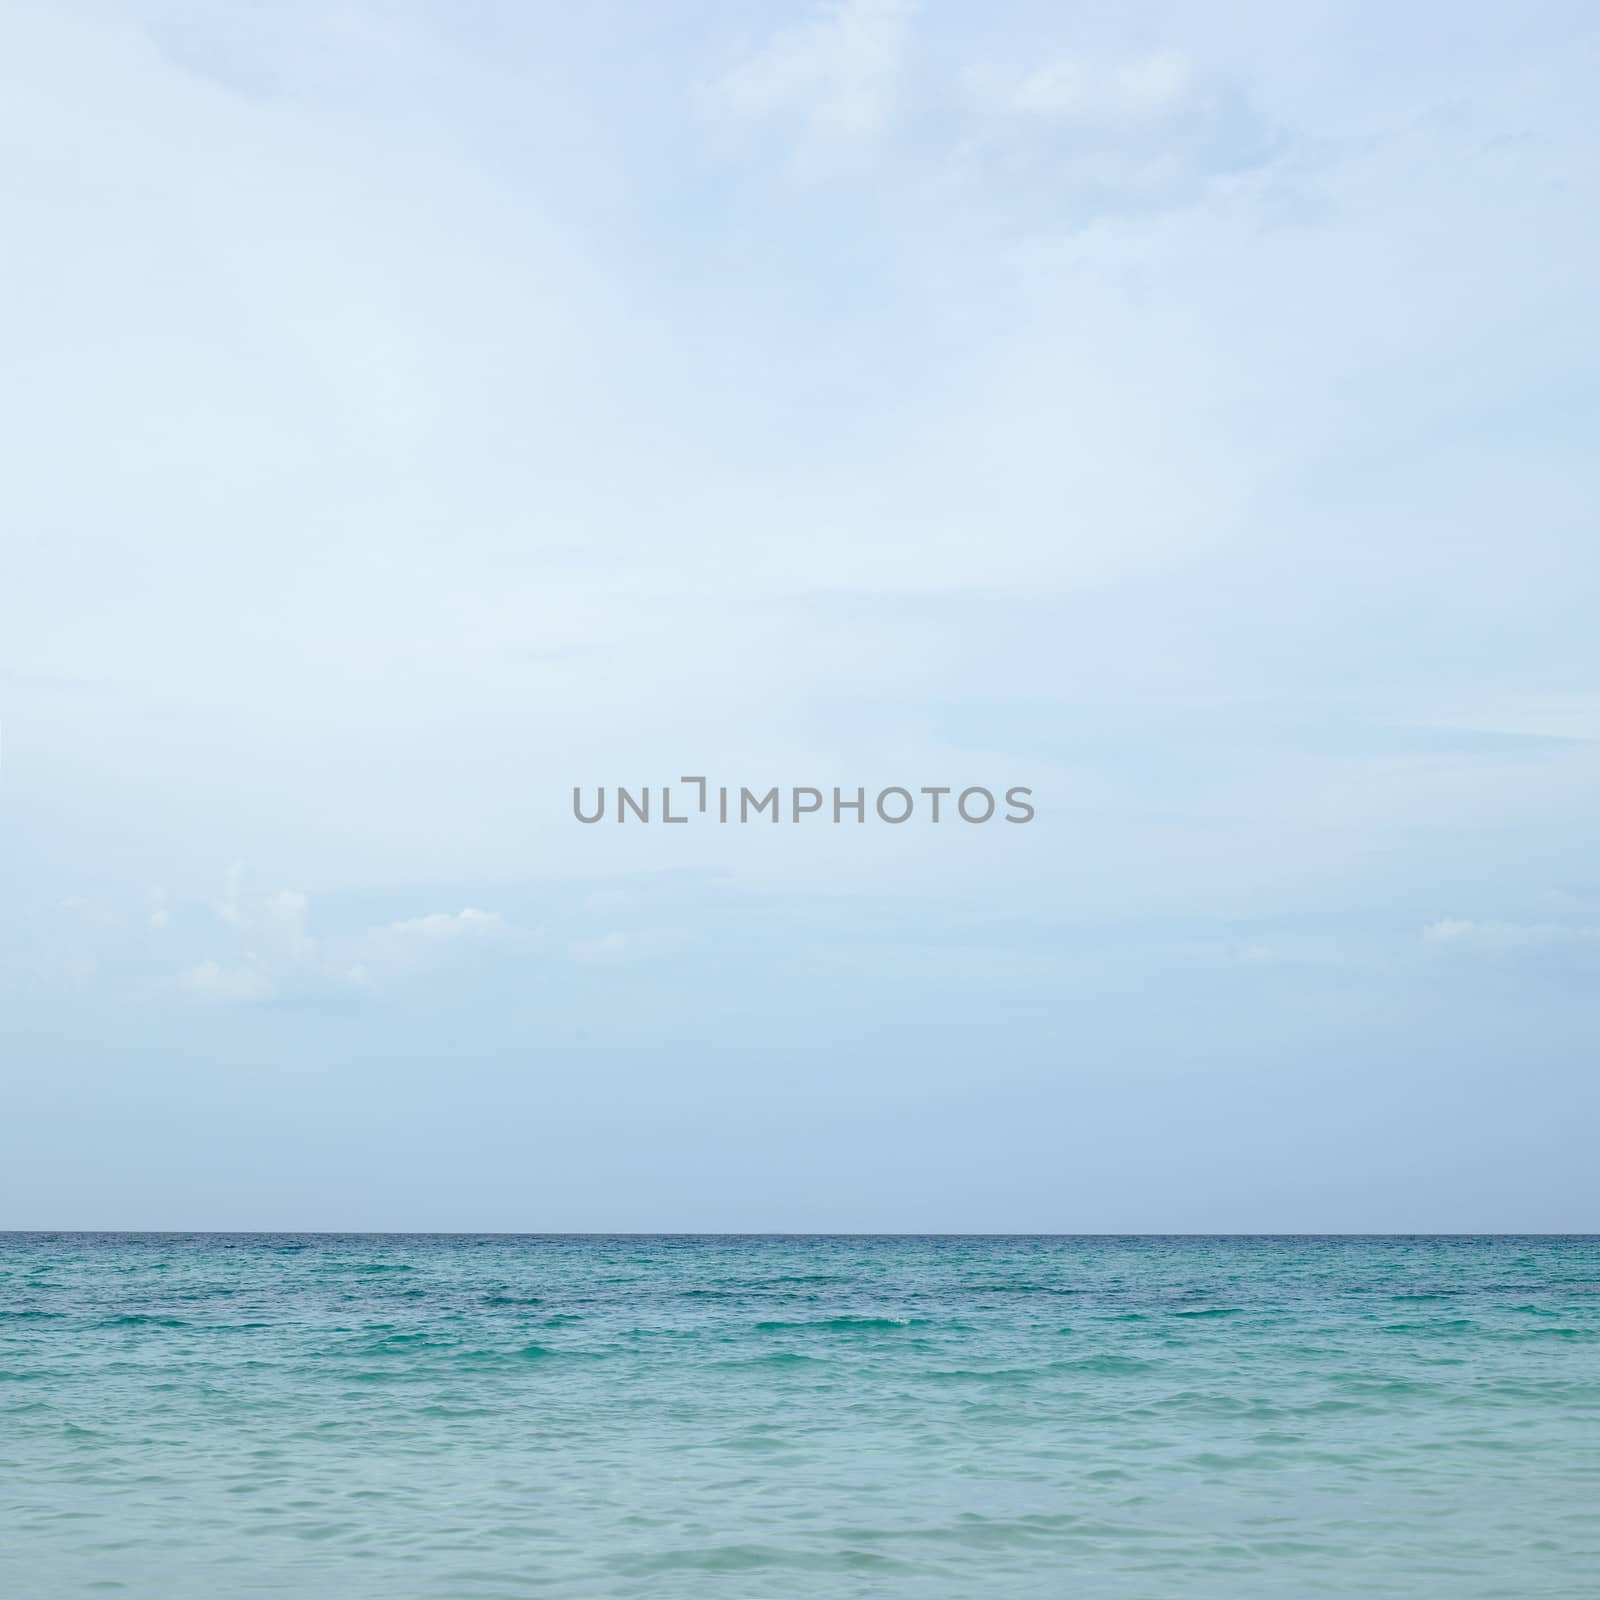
[2,1235,1597,1598]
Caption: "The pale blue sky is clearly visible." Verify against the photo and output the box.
[2,0,1597,1230]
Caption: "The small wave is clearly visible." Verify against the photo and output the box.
[752,1316,918,1333]
[756,1274,854,1286]
[354,1332,458,1356]
[1052,1353,1157,1375]
[317,1262,415,1276]
[1329,1375,1437,1397]
[1491,1325,1596,1342]
[715,1351,828,1369]
[609,1542,923,1576]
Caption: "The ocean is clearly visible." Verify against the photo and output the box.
[2,1234,1596,1597]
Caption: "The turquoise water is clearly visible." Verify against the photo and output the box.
[2,1235,1597,1597]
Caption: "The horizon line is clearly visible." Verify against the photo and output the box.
[4,1229,1596,1240]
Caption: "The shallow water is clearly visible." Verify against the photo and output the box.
[3,1234,1597,1597]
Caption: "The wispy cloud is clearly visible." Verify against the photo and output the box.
[706,0,916,173]
[177,870,367,1003]
[385,908,507,941]
[965,50,1195,127]
[179,957,273,1004]
[1425,918,1600,956]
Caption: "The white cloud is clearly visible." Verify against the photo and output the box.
[351,907,520,985]
[264,888,314,958]
[966,50,1194,127]
[267,888,309,922]
[179,958,271,1003]
[205,869,314,955]
[386,908,506,941]
[177,869,343,1001]
[708,0,915,171]
[955,45,1278,209]
[173,884,514,1003]
[1424,920,1600,956]
[212,862,249,928]
[568,925,687,965]
[61,897,120,930]
[570,930,629,962]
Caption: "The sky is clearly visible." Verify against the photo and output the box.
[2,0,1597,1231]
